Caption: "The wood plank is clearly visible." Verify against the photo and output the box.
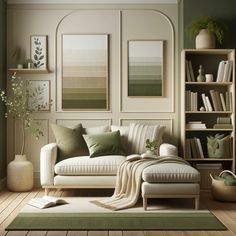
[0,192,20,213]
[204,231,223,236]
[164,232,185,236]
[88,231,108,236]
[46,231,67,236]
[108,231,123,236]
[67,231,88,236]
[123,231,144,236]
[183,232,206,236]
[144,231,165,236]
[0,191,12,205]
[6,232,28,236]
[27,231,47,236]
[0,190,38,236]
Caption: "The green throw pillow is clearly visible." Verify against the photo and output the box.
[83,131,126,158]
[51,123,88,162]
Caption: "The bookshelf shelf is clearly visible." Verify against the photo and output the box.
[185,82,233,85]
[186,129,233,131]
[185,158,233,161]
[185,111,232,114]
[181,49,235,189]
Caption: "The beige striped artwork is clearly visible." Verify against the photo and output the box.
[62,34,108,110]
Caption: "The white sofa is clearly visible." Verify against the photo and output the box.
[40,123,200,210]
[40,141,176,195]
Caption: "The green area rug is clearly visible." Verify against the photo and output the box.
[6,212,226,231]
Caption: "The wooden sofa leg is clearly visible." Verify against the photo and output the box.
[45,188,50,196]
[143,196,147,210]
[195,196,200,210]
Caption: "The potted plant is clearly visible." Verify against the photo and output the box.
[12,46,25,68]
[187,17,226,49]
[0,73,48,191]
[145,139,159,155]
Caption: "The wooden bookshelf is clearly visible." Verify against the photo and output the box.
[181,49,235,189]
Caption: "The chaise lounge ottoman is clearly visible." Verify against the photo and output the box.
[141,162,200,210]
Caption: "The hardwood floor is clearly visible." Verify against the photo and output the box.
[0,188,236,236]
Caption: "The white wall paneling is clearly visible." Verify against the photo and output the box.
[120,10,175,113]
[7,4,178,186]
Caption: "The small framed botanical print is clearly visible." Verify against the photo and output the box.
[30,35,48,69]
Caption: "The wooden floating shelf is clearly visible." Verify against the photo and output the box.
[8,68,49,74]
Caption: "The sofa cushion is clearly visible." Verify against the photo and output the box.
[51,123,88,162]
[111,125,129,152]
[54,155,126,176]
[142,163,200,183]
[127,123,165,155]
[84,125,110,135]
[83,131,126,158]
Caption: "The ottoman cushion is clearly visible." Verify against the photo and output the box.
[142,163,200,183]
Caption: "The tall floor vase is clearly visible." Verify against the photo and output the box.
[7,155,34,192]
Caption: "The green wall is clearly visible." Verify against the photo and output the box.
[183,0,236,49]
[0,0,6,182]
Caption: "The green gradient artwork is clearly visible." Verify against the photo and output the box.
[62,34,108,110]
[128,40,163,97]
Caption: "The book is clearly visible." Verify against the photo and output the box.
[186,123,206,129]
[196,138,204,159]
[201,93,209,111]
[209,90,219,111]
[205,96,213,111]
[213,124,233,129]
[126,153,157,162]
[27,196,68,209]
[217,117,231,124]
[219,93,226,111]
[216,60,226,82]
[186,60,192,82]
[222,60,233,82]
[188,60,195,82]
[214,91,223,111]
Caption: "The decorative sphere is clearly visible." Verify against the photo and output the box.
[200,106,205,111]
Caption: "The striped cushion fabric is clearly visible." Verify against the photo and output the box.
[127,123,165,155]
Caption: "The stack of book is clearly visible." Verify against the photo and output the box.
[213,117,233,129]
[216,60,233,82]
[201,91,232,111]
[185,60,195,82]
[185,137,204,159]
[186,121,206,129]
[185,90,198,111]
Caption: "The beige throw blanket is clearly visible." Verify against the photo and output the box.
[91,156,189,211]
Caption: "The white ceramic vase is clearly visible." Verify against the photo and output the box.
[7,155,34,192]
[195,29,216,49]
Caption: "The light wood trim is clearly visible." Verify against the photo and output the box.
[181,49,235,174]
[8,68,49,74]
[143,194,200,210]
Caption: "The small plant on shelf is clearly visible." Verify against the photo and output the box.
[145,139,159,153]
[187,16,226,44]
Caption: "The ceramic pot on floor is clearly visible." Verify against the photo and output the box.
[7,154,34,192]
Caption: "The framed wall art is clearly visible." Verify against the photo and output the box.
[30,35,48,69]
[128,40,164,97]
[28,80,50,111]
[62,34,109,110]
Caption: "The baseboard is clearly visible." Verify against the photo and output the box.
[0,177,6,191]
